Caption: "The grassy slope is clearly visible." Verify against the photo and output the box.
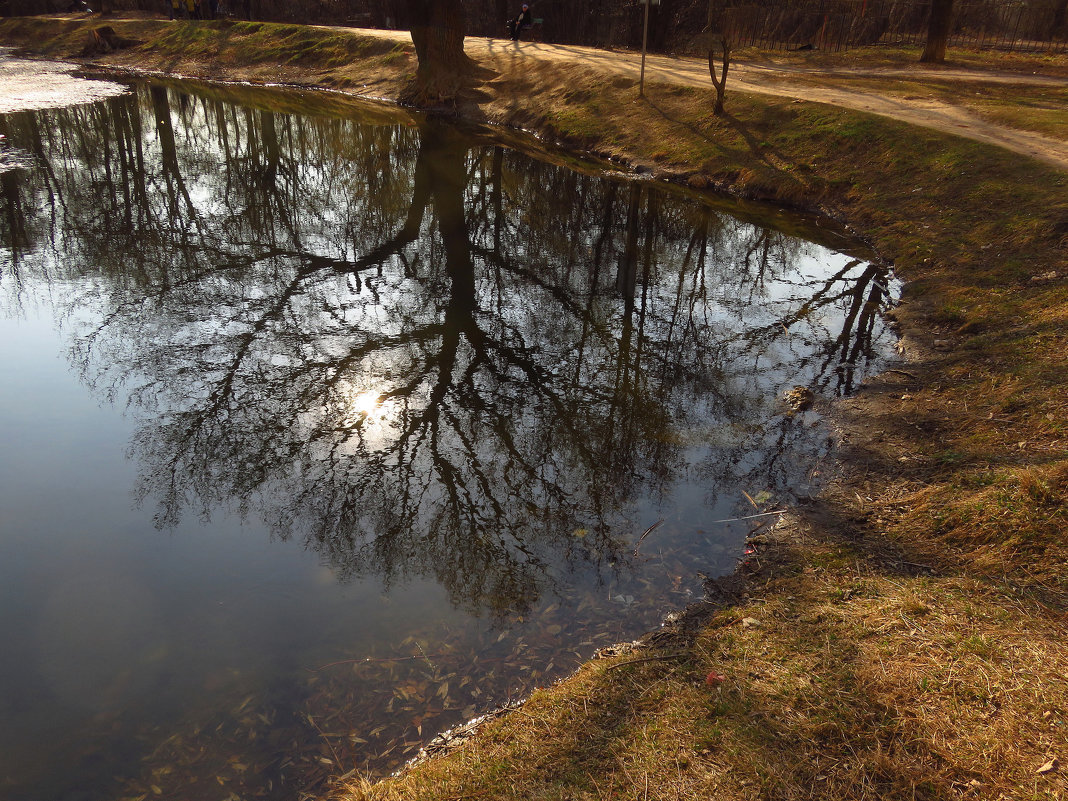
[2,16,1066,801]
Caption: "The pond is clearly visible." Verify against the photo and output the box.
[0,77,898,801]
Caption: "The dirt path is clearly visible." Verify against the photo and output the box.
[4,19,1066,170]
[336,28,1068,171]
[475,37,1068,171]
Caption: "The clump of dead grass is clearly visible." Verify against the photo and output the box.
[896,461,1068,568]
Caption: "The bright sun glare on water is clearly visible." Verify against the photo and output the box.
[350,390,382,419]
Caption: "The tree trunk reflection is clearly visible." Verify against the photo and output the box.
[0,83,896,618]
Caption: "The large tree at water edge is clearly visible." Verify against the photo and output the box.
[403,0,476,104]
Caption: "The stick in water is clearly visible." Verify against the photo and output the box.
[633,519,664,556]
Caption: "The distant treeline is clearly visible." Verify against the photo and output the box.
[4,0,1065,52]
[3,0,687,51]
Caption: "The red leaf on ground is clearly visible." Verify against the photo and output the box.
[705,671,727,686]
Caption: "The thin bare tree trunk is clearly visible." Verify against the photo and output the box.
[1053,0,1068,38]
[708,35,730,115]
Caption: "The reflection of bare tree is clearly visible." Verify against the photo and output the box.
[0,83,894,616]
[0,169,29,293]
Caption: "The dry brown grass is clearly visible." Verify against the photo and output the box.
[332,529,1068,800]
[751,72,1068,141]
[732,42,1068,78]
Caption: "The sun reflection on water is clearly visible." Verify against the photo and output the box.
[350,390,382,420]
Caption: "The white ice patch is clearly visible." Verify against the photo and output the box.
[0,50,128,114]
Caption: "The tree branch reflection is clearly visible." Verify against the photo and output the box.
[0,84,895,617]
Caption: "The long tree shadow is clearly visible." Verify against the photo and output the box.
[645,96,808,186]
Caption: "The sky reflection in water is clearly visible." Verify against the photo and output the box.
[0,80,897,800]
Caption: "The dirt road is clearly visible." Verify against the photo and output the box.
[339,28,1068,171]
[3,20,1066,170]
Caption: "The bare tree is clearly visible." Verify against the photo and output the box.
[920,0,954,63]
[1055,0,1068,39]
[707,32,730,115]
[401,0,479,103]
[706,0,731,115]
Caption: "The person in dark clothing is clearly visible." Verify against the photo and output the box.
[508,3,532,40]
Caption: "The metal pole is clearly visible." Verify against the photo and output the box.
[639,0,650,97]
[1008,6,1023,52]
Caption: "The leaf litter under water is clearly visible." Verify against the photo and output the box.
[116,517,759,799]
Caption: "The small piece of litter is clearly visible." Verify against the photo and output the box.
[1037,758,1059,775]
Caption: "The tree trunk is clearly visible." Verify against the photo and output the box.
[405,0,474,104]
[920,0,953,63]
[1053,0,1068,39]
[707,36,730,116]
[495,0,509,37]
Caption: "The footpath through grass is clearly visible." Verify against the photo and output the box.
[2,16,1066,800]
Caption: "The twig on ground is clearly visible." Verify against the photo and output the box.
[636,512,786,558]
[606,653,688,671]
[711,509,787,524]
[307,713,344,769]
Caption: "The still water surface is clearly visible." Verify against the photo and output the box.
[0,79,896,800]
